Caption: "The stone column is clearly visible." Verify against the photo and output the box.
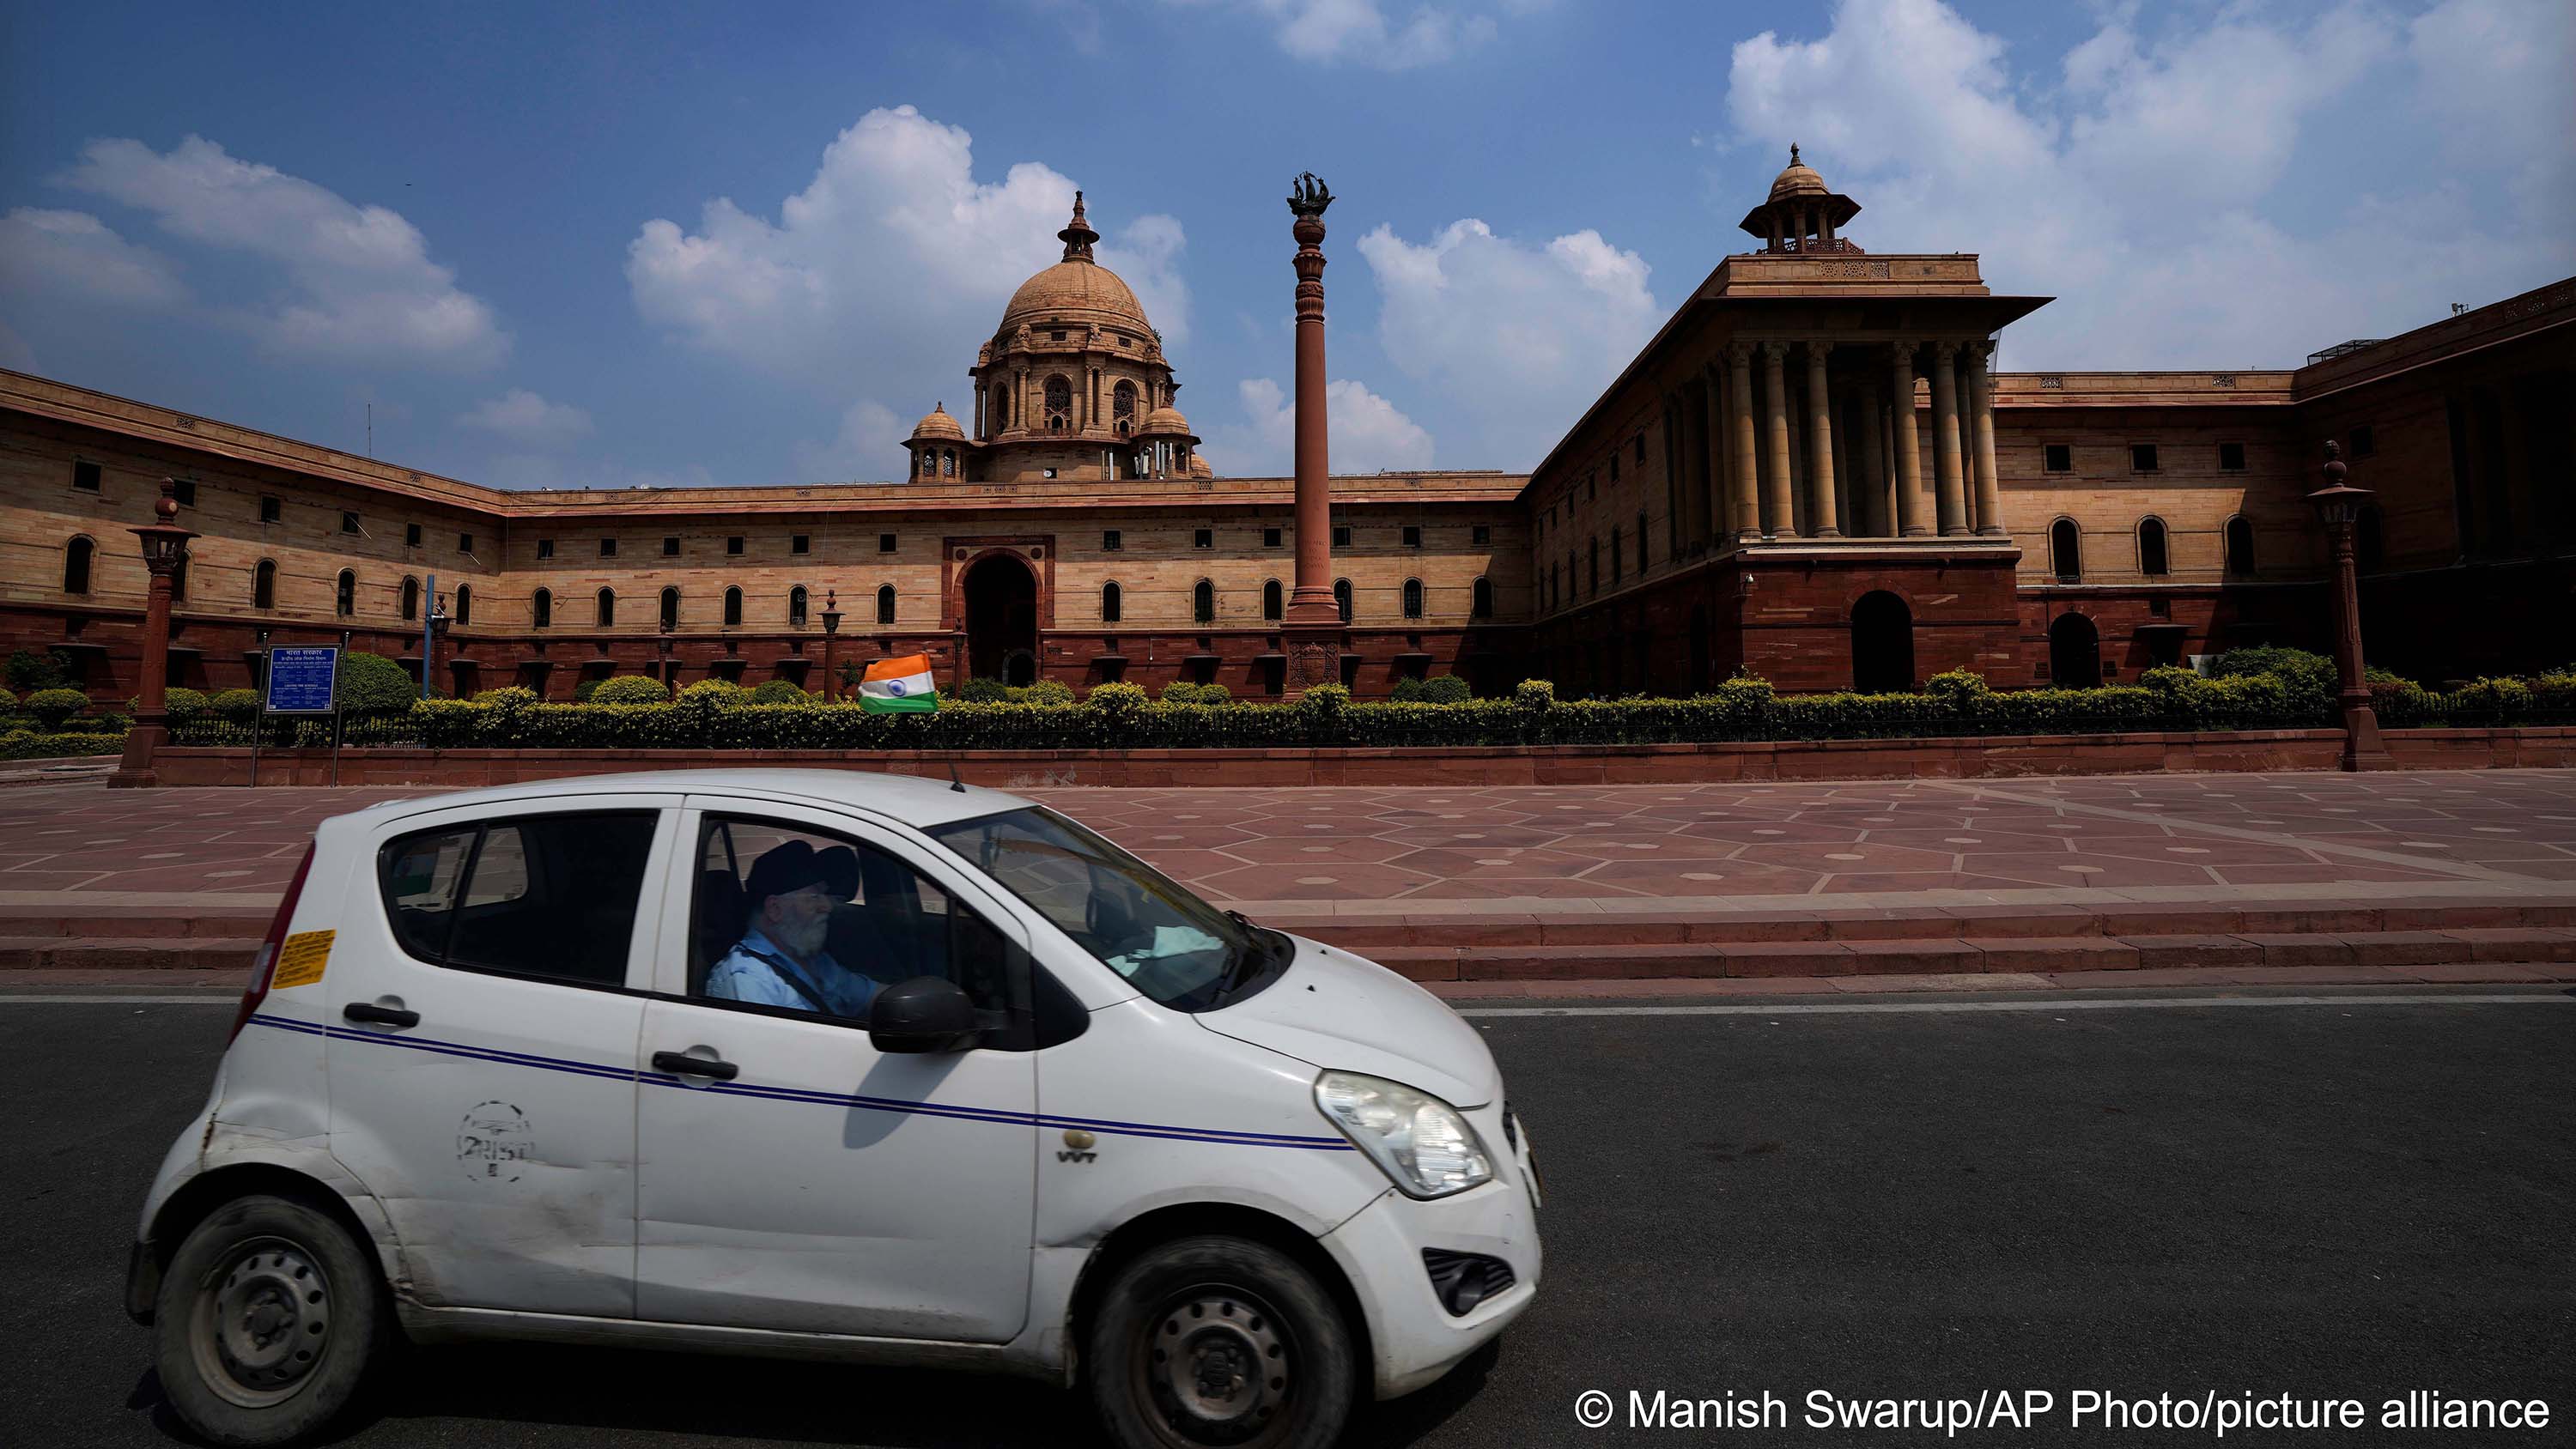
[1760,342,1794,538]
[1703,365,1728,552]
[1829,384,1855,537]
[1956,355,1979,534]
[1727,342,1760,541]
[1281,176,1340,694]
[973,383,985,440]
[1888,345,1927,537]
[1968,342,2005,536]
[1804,343,1840,537]
[1856,377,1888,537]
[1930,341,1967,536]
[110,478,197,790]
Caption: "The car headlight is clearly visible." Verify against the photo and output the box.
[1314,1070,1492,1198]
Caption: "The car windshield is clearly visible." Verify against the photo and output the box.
[927,806,1278,1010]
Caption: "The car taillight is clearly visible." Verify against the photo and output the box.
[230,840,317,1044]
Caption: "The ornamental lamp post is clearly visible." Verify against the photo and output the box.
[109,477,200,789]
[422,588,449,700]
[2305,439,2390,772]
[1280,171,1341,696]
[820,589,843,700]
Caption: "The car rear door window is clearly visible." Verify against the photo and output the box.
[379,811,659,987]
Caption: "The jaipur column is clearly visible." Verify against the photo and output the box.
[1727,342,1759,542]
[1888,344,1927,537]
[1703,362,1729,551]
[1806,343,1839,536]
[1930,340,1967,536]
[1760,342,1795,538]
[1281,174,1340,694]
[1857,376,1889,537]
[1967,341,2005,537]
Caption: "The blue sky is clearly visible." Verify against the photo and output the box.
[2,0,2567,488]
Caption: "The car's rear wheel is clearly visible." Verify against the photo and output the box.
[154,1193,386,1447]
[1087,1234,1355,1449]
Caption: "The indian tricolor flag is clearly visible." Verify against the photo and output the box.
[858,654,941,712]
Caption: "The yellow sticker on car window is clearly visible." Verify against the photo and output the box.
[271,931,334,990]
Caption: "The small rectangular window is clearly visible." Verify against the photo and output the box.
[2044,444,2072,473]
[1609,454,1620,482]
[165,477,195,506]
[404,522,422,548]
[1194,528,1212,549]
[878,533,897,554]
[2218,441,2246,472]
[342,511,361,535]
[1402,525,1423,548]
[792,533,811,555]
[1634,434,1646,464]
[2349,425,2375,458]
[663,537,680,556]
[599,537,617,557]
[537,539,555,560]
[458,533,475,554]
[1103,529,1122,551]
[1264,527,1283,549]
[1042,467,1058,478]
[1332,524,1352,548]
[72,460,102,492]
[2129,444,2159,473]
[260,494,282,524]
[726,536,744,555]
[1472,524,1491,546]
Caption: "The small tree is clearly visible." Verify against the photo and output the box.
[335,652,418,713]
[25,688,89,731]
[5,648,72,694]
[1421,675,1473,704]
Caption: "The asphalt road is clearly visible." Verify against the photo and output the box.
[8,985,2572,1448]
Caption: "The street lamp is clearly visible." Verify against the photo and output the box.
[109,477,200,789]
[2305,439,2389,772]
[422,591,449,700]
[820,589,844,701]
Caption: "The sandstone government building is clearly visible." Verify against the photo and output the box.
[5,155,2571,704]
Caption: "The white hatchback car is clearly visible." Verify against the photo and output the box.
[129,770,1540,1448]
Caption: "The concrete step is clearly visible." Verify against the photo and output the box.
[0,937,264,971]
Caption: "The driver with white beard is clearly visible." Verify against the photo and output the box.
[703,840,882,1018]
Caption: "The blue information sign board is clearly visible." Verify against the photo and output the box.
[264,646,340,714]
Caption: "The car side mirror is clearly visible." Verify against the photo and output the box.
[869,975,979,1053]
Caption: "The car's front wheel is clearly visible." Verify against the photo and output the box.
[1088,1234,1357,1449]
[153,1192,387,1447]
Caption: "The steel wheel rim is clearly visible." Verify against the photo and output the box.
[190,1234,336,1410]
[1134,1281,1296,1446]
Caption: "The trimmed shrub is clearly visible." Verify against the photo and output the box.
[0,688,14,712]
[750,679,810,706]
[1513,679,1556,709]
[1924,669,1990,708]
[591,676,671,706]
[572,676,602,703]
[1420,675,1473,705]
[471,686,539,709]
[127,687,209,723]
[24,688,89,731]
[336,652,417,714]
[1084,682,1147,714]
[1387,677,1427,703]
[210,688,260,723]
[0,730,125,760]
[957,677,1009,703]
[1017,679,1075,706]
[5,648,72,694]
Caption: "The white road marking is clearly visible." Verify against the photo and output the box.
[1458,993,2573,1018]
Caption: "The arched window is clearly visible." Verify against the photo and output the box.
[1258,579,1281,621]
[661,587,682,632]
[2355,504,2384,575]
[453,584,471,626]
[2049,518,2081,583]
[915,450,931,479]
[1113,380,1138,436]
[533,587,552,628]
[1044,374,1072,432]
[170,559,187,603]
[62,536,94,594]
[2224,516,2256,578]
[788,586,808,627]
[1402,578,1425,620]
[942,448,957,477]
[1611,525,1624,585]
[2136,518,2169,576]
[2049,612,2102,688]
[401,575,421,621]
[597,587,616,628]
[723,587,743,627]
[1193,579,1215,624]
[1333,578,1352,624]
[1471,576,1494,620]
[1101,581,1121,623]
[253,559,276,610]
[876,585,896,625]
[993,389,1010,429]
[1850,591,1915,694]
[336,570,356,617]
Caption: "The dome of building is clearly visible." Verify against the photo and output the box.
[909,403,965,442]
[998,192,1155,336]
[1188,452,1214,478]
[1141,404,1191,436]
[1767,142,1828,203]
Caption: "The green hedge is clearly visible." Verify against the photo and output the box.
[0,730,126,760]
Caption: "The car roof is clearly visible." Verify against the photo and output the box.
[351,768,1036,832]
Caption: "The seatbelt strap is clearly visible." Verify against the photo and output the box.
[743,947,838,1016]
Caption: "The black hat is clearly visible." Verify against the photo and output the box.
[744,840,834,912]
[815,845,861,900]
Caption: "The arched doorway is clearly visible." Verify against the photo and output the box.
[1850,591,1914,693]
[2049,612,2101,688]
[962,554,1038,686]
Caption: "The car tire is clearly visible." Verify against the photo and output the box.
[153,1192,387,1448]
[1087,1234,1356,1449]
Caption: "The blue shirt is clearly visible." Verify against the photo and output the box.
[703,928,881,1018]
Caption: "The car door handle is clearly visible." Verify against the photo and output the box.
[342,1002,419,1028]
[651,1050,739,1081]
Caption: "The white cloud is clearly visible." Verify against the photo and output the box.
[1245,0,1499,70]
[1721,0,2575,369]
[790,398,908,482]
[458,389,593,449]
[2406,0,2576,216]
[1206,376,1435,476]
[628,105,1190,412]
[60,136,506,368]
[0,208,185,306]
[1356,218,1659,467]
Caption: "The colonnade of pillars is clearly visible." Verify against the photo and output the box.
[1668,338,2005,545]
